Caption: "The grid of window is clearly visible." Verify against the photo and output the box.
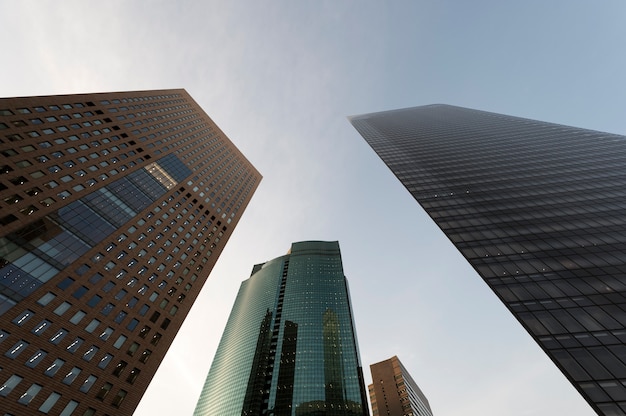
[0,89,261,415]
[351,104,626,415]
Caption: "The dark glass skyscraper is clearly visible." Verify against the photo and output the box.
[0,90,260,415]
[194,241,369,416]
[350,105,626,416]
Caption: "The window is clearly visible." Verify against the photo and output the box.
[126,368,140,384]
[17,383,42,405]
[44,358,65,376]
[113,335,127,349]
[101,303,114,316]
[127,297,139,308]
[49,328,69,345]
[66,337,84,353]
[59,400,79,416]
[38,392,61,413]
[161,318,171,330]
[96,382,112,400]
[151,333,162,346]
[149,311,160,323]
[5,340,29,359]
[25,349,47,368]
[12,309,34,326]
[99,327,113,341]
[126,318,139,331]
[98,353,113,369]
[111,389,127,408]
[85,319,100,333]
[114,311,127,324]
[79,375,97,393]
[72,286,88,299]
[114,289,128,300]
[0,374,23,397]
[62,367,81,385]
[139,349,152,363]
[83,346,98,362]
[54,302,72,316]
[127,342,139,357]
[139,304,149,316]
[57,277,75,290]
[112,360,127,376]
[69,310,86,325]
[87,294,102,307]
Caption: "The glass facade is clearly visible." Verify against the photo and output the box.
[194,241,369,416]
[0,90,261,415]
[350,105,626,416]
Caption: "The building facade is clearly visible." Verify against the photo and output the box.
[194,241,369,416]
[0,89,260,415]
[350,105,626,416]
[369,356,432,416]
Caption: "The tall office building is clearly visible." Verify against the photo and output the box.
[0,89,260,415]
[350,105,626,416]
[369,356,432,416]
[194,240,369,416]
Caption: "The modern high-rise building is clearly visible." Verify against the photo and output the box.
[0,89,260,415]
[369,356,433,416]
[350,105,626,416]
[193,240,370,416]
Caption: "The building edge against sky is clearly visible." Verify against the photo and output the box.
[369,355,433,416]
[0,90,260,415]
[350,105,626,416]
[194,240,370,416]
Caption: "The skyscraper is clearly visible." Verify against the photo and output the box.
[350,105,626,416]
[0,89,260,415]
[193,240,369,416]
[369,356,433,416]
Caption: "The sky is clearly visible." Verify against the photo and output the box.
[2,1,626,415]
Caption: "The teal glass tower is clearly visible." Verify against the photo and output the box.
[194,241,369,416]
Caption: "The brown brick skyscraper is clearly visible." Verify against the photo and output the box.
[0,89,260,415]
[369,356,433,416]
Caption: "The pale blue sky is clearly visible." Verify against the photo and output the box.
[2,1,625,415]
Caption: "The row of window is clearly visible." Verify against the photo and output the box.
[0,372,127,412]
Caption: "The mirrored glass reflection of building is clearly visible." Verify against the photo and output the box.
[194,241,370,416]
[350,105,626,416]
